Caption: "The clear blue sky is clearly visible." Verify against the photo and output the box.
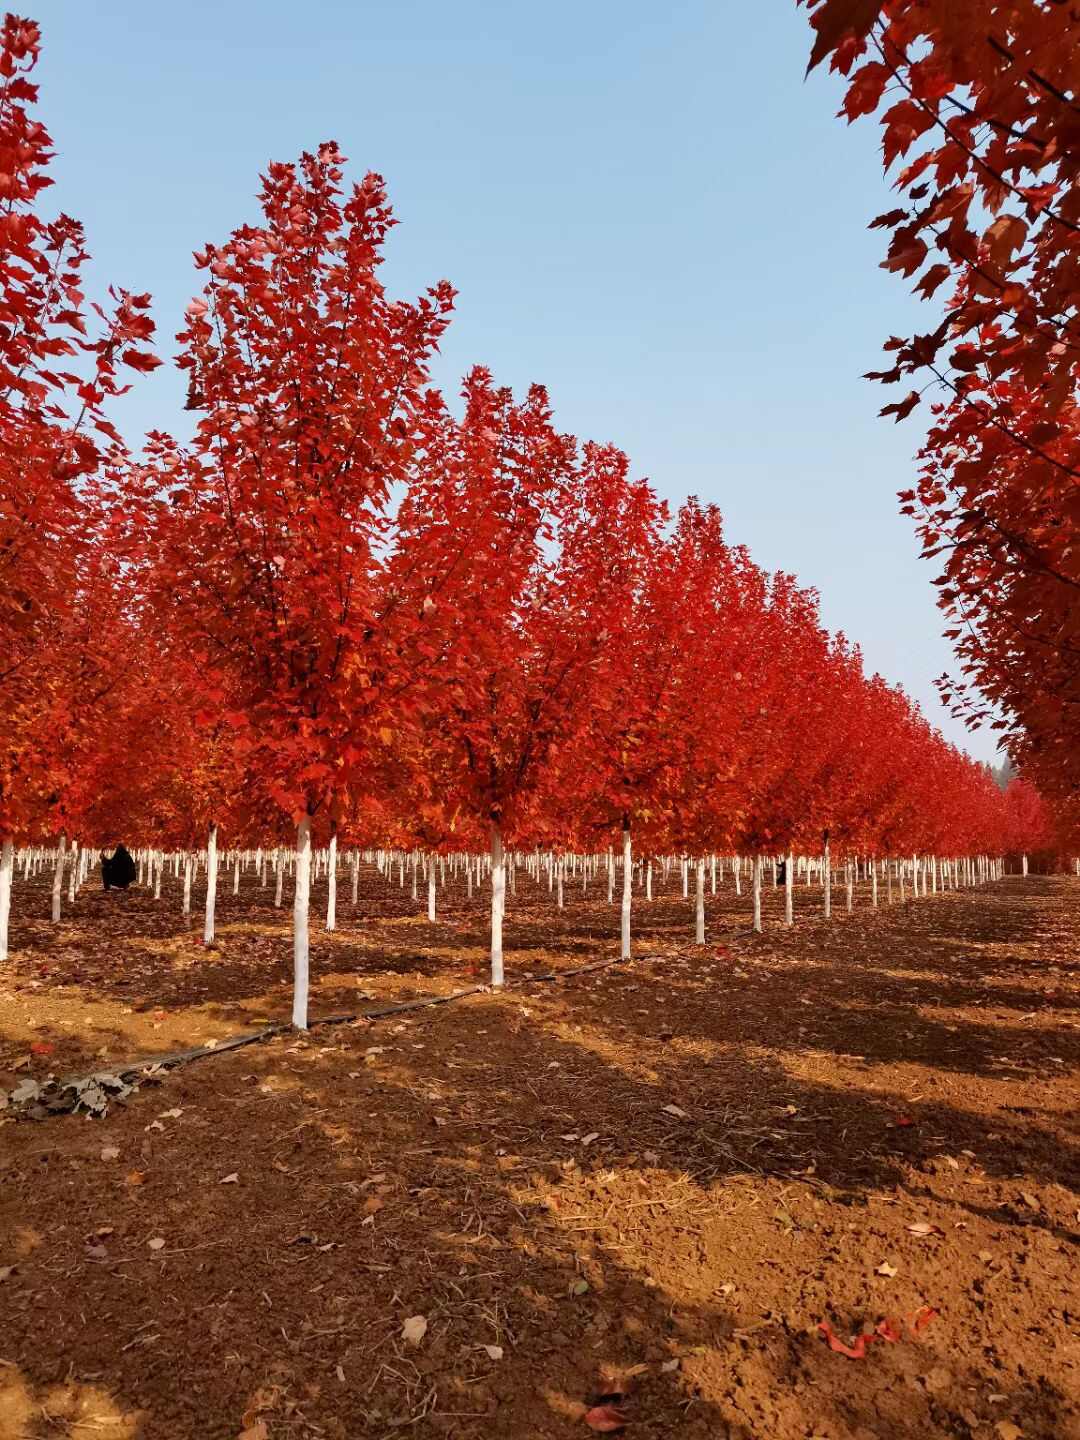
[28,0,1001,763]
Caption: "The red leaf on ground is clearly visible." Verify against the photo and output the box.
[585,1403,628,1432]
[909,1305,939,1334]
[876,1316,903,1342]
[894,1115,915,1127]
[30,1041,54,1055]
[818,1321,874,1358]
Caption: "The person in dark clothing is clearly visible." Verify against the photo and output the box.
[776,857,787,885]
[101,844,137,891]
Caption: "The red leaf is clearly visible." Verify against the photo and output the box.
[818,1321,874,1358]
[585,1405,628,1433]
[121,348,162,373]
[30,1041,54,1056]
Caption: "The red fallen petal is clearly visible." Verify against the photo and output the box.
[585,1404,628,1432]
[876,1317,903,1342]
[894,1115,915,1127]
[909,1305,938,1334]
[30,1041,54,1055]
[818,1321,874,1358]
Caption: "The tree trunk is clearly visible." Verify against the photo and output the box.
[427,854,436,921]
[275,850,285,908]
[620,820,632,961]
[51,832,66,923]
[695,856,705,944]
[490,823,505,988]
[871,862,878,908]
[293,815,312,1029]
[0,838,13,962]
[351,851,359,905]
[823,840,831,919]
[203,823,219,945]
[784,850,794,927]
[232,854,240,895]
[752,854,763,933]
[153,851,162,899]
[67,839,80,904]
[182,854,193,918]
[325,826,338,931]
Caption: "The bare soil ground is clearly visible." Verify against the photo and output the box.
[1,866,1078,1440]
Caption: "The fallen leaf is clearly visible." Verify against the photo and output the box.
[401,1314,427,1347]
[661,1358,680,1373]
[159,1108,183,1119]
[662,1104,687,1119]
[483,1344,503,1361]
[238,1423,268,1440]
[995,1423,1023,1440]
[571,1279,590,1296]
[581,1132,599,1146]
[29,1041,54,1056]
[100,1146,120,1161]
[818,1321,872,1359]
[0,1265,15,1282]
[1020,1191,1040,1210]
[125,1170,147,1186]
[907,1222,943,1237]
[148,1237,165,1251]
[220,1173,239,1185]
[585,1401,628,1432]
[876,1261,898,1278]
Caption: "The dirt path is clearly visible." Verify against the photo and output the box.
[1,875,1077,1439]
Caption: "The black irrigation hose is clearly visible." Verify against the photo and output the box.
[16,922,756,1117]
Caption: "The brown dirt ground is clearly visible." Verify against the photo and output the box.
[1,864,1078,1440]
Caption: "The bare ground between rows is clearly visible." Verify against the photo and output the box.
[0,877,1078,1440]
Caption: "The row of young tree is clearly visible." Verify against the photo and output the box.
[0,14,1067,1024]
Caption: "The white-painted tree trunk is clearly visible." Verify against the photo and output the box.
[51,832,66,923]
[871,863,878,908]
[620,822,632,961]
[233,855,240,895]
[293,816,312,1029]
[823,841,831,918]
[427,855,436,922]
[1021,853,1028,877]
[734,857,742,897]
[203,823,218,945]
[275,850,284,907]
[490,823,505,988]
[646,859,652,900]
[67,840,80,904]
[0,838,13,962]
[351,851,359,905]
[153,852,162,900]
[784,850,794,928]
[752,854,762,933]
[695,856,705,944]
[325,827,338,931]
[182,854,193,918]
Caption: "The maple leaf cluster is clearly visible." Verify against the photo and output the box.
[800,0,1080,819]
